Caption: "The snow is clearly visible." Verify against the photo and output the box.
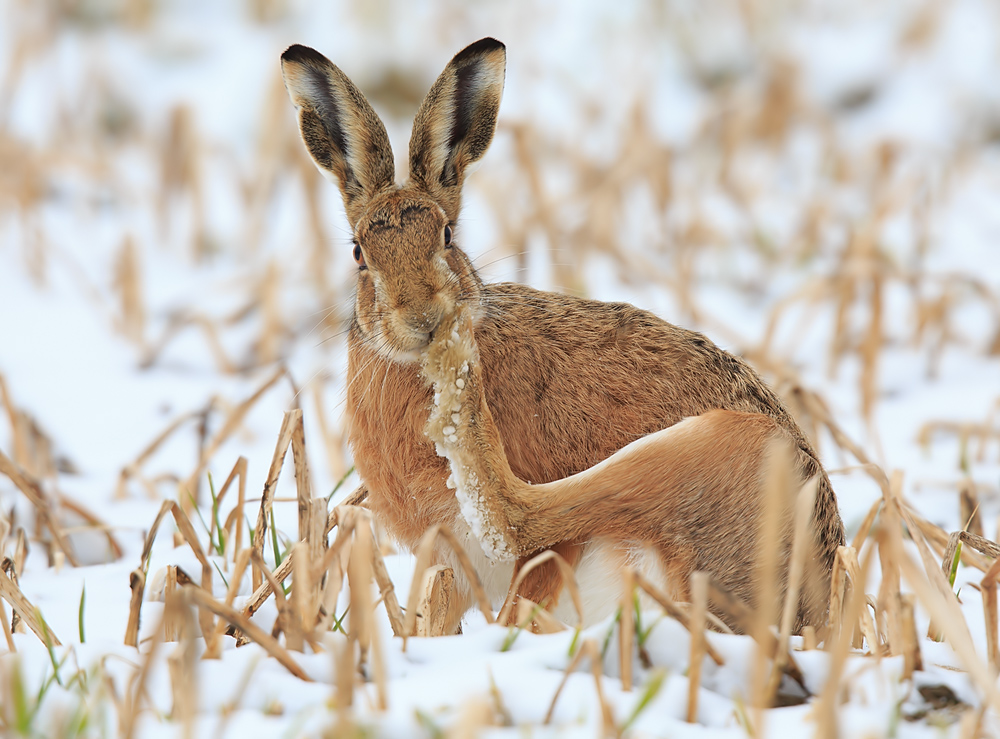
[2,0,1000,736]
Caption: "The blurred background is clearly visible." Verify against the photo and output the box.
[1,0,1000,555]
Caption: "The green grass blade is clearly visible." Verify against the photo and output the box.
[212,559,230,590]
[948,540,963,590]
[78,584,86,643]
[270,507,282,568]
[38,608,63,687]
[620,669,667,733]
[327,465,356,503]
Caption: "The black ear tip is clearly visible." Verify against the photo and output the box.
[454,37,506,63]
[281,44,330,67]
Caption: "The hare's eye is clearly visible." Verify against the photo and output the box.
[443,225,453,248]
[353,243,366,269]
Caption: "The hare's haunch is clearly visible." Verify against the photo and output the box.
[421,309,822,633]
[281,38,844,631]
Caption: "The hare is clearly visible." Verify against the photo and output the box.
[280,38,844,631]
[421,308,822,632]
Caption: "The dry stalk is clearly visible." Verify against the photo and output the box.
[906,504,992,572]
[124,568,145,648]
[214,652,261,738]
[941,530,1000,576]
[347,519,388,709]
[312,380,347,481]
[306,505,403,637]
[860,269,883,430]
[56,493,123,560]
[122,610,165,739]
[687,571,708,724]
[542,637,615,736]
[2,560,22,634]
[828,546,854,648]
[980,555,1000,674]
[960,479,984,538]
[850,497,883,552]
[899,593,922,680]
[368,528,405,636]
[931,529,1000,644]
[0,567,60,646]
[403,524,495,645]
[141,314,237,374]
[447,698,496,738]
[306,496,327,617]
[13,530,26,576]
[876,471,905,655]
[0,448,77,566]
[113,235,146,345]
[751,440,793,718]
[214,456,248,558]
[0,374,29,472]
[291,542,315,648]
[802,626,817,651]
[251,550,303,651]
[633,571,724,665]
[514,596,566,634]
[766,477,818,701]
[163,566,180,642]
[918,419,1000,465]
[252,407,300,592]
[240,556,293,622]
[898,553,1000,713]
[127,500,217,653]
[214,548,251,640]
[706,579,807,691]
[898,498,1000,692]
[497,550,584,630]
[291,413,313,540]
[166,594,198,738]
[619,566,634,691]
[181,366,285,512]
[115,412,198,499]
[815,535,875,739]
[313,507,360,635]
[333,631,355,713]
[184,585,311,681]
[0,373,58,480]
[333,485,369,515]
[1,600,15,651]
[413,565,455,638]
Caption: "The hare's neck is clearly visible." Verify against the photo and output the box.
[420,315,533,561]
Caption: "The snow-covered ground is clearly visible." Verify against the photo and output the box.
[2,0,1000,736]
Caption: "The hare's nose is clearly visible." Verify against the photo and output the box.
[401,302,445,334]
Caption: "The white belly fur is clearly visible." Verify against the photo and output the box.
[444,516,671,626]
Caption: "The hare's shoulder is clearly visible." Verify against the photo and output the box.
[479,282,719,357]
[476,282,790,427]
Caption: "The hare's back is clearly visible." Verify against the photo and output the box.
[475,282,801,486]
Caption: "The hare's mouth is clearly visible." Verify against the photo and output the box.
[375,327,433,365]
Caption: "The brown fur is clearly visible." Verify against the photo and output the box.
[280,38,845,631]
[421,309,817,631]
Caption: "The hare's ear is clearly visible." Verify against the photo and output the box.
[281,45,395,226]
[408,38,505,222]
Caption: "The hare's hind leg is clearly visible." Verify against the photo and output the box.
[503,542,584,626]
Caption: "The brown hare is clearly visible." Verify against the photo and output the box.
[279,37,844,631]
[421,308,824,633]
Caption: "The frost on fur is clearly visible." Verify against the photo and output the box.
[420,309,514,561]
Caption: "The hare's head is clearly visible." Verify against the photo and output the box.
[281,39,505,363]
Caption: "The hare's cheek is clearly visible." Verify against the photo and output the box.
[443,249,466,277]
[354,279,379,335]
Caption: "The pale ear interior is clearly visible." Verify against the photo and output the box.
[281,44,395,225]
[408,38,506,221]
